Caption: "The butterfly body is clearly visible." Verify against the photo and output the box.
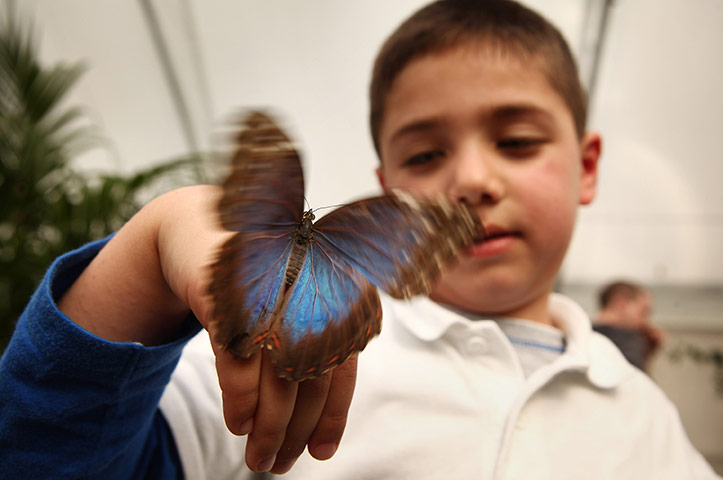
[209,111,482,380]
[285,212,313,288]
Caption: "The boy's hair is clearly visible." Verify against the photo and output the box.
[598,281,645,309]
[369,0,588,156]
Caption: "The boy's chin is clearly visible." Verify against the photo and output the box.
[430,266,553,319]
[429,277,507,315]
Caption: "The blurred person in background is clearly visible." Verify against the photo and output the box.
[594,280,665,372]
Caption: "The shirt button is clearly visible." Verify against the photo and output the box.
[465,337,487,356]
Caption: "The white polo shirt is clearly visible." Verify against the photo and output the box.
[160,293,720,479]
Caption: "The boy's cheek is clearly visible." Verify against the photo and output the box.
[376,168,433,196]
[522,191,578,240]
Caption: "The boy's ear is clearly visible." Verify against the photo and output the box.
[376,167,387,191]
[578,132,601,205]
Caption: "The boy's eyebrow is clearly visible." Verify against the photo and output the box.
[388,118,444,145]
[388,104,556,145]
[491,104,555,124]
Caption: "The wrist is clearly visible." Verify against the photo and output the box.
[58,191,190,345]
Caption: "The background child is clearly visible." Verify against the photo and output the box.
[593,280,665,372]
[0,0,719,479]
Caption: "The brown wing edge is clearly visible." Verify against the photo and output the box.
[207,233,271,359]
[217,110,305,232]
[269,272,383,382]
[383,189,483,299]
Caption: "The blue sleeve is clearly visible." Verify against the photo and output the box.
[0,237,203,479]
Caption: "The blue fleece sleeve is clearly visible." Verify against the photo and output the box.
[0,237,202,479]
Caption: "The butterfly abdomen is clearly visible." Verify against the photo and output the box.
[284,212,315,289]
[285,240,307,289]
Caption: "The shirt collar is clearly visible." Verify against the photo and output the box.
[383,292,632,389]
[383,293,486,341]
[548,293,631,388]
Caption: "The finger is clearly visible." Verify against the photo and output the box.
[307,355,358,461]
[245,351,299,472]
[270,372,333,474]
[214,347,262,435]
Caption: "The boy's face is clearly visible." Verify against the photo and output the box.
[376,45,600,323]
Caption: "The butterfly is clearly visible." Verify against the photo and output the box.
[208,111,483,381]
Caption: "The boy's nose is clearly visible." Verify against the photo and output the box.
[449,147,504,206]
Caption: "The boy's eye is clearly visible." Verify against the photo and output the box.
[497,137,547,159]
[497,138,545,151]
[403,150,445,167]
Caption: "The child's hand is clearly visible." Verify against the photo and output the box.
[59,185,357,474]
[211,341,357,473]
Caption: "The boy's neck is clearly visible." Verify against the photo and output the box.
[431,290,558,328]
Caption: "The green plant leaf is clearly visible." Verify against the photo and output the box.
[0,5,205,352]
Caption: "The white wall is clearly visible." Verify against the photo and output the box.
[564,0,723,286]
[187,0,429,206]
[16,0,189,173]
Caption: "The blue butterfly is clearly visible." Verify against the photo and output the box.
[209,111,481,381]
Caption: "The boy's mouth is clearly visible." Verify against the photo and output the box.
[476,223,511,241]
[467,224,518,257]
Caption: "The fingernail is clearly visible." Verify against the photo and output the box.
[256,454,277,472]
[312,442,338,460]
[237,418,253,435]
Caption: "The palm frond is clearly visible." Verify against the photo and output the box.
[0,5,205,352]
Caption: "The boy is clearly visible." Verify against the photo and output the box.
[1,1,718,479]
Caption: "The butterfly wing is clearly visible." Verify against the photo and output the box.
[268,241,382,380]
[268,191,480,380]
[312,190,481,299]
[217,111,304,233]
[209,111,304,358]
[209,232,293,358]
[209,111,481,380]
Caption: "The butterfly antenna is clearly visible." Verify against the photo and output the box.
[313,203,346,215]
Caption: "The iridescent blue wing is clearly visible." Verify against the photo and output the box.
[210,232,293,357]
[312,191,481,299]
[268,240,382,380]
[268,193,480,380]
[209,111,302,358]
